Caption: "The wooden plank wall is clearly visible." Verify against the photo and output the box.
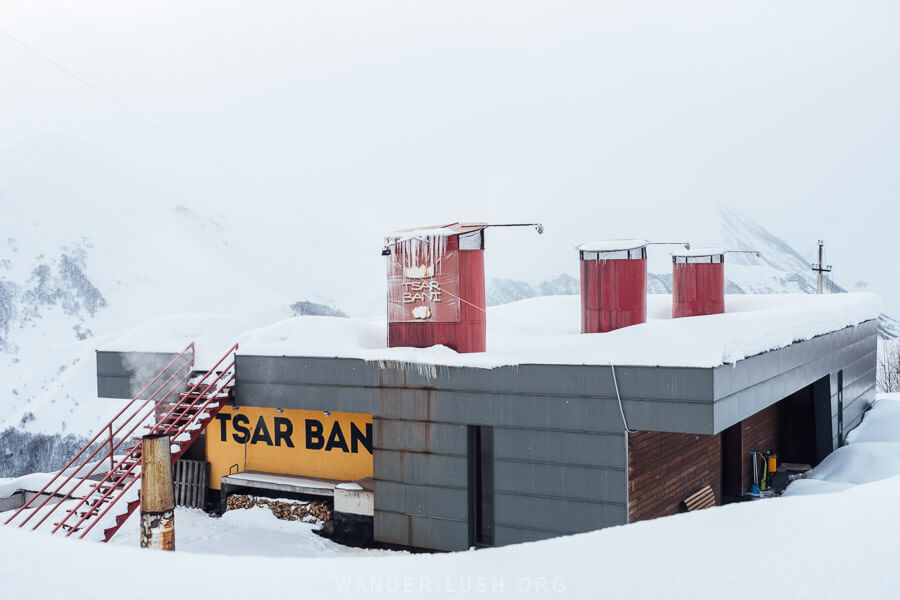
[627,430,722,523]
[173,459,209,509]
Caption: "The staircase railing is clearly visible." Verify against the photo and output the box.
[69,343,238,540]
[4,343,196,528]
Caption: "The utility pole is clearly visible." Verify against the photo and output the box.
[811,240,832,295]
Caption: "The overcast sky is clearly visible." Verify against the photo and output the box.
[2,1,898,313]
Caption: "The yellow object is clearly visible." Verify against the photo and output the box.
[205,406,373,490]
[767,455,777,474]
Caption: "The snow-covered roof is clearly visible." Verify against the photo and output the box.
[101,293,880,370]
[576,239,648,252]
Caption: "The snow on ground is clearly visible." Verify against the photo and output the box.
[784,393,900,496]
[1,395,898,598]
[0,458,109,498]
[109,505,384,558]
[2,467,900,598]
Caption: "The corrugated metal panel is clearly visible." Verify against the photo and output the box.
[374,510,470,551]
[493,461,626,504]
[492,428,625,468]
[374,481,467,521]
[374,450,468,487]
[712,322,876,433]
[374,419,468,455]
[97,376,132,400]
[494,493,626,534]
[95,350,179,399]
[493,526,559,546]
[235,381,378,414]
[236,355,379,387]
[712,322,876,399]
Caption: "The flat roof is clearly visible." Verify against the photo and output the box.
[101,293,880,370]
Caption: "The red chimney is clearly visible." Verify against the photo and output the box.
[385,223,487,353]
[671,248,725,318]
[578,240,648,333]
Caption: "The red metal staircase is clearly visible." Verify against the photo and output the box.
[3,342,237,542]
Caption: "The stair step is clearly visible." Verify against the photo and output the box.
[66,507,100,518]
[28,342,236,543]
[91,483,129,493]
[163,403,206,410]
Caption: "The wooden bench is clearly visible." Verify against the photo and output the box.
[683,485,716,512]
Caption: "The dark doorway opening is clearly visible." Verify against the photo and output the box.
[721,375,833,499]
[467,425,494,547]
[779,386,817,466]
[837,370,844,447]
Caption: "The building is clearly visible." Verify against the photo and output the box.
[94,290,878,551]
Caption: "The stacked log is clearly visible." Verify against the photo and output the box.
[225,494,333,523]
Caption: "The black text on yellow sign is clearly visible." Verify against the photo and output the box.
[213,412,372,453]
[205,406,373,489]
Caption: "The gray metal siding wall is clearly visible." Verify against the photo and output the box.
[491,428,626,546]
[711,321,878,434]
[373,419,470,550]
[371,417,627,550]
[233,326,877,552]
[833,340,878,446]
[235,356,716,434]
[96,350,179,399]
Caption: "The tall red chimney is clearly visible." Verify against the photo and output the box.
[384,223,487,353]
[578,240,648,333]
[671,248,726,318]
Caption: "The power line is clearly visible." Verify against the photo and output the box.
[0,25,289,205]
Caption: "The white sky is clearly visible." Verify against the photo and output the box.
[2,1,898,314]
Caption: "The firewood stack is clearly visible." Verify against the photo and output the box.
[225,494,333,523]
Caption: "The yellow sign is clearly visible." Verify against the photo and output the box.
[205,406,373,490]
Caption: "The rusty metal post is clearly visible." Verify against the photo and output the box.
[140,434,175,550]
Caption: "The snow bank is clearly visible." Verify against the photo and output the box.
[795,442,900,486]
[846,393,900,444]
[0,459,110,498]
[3,470,900,598]
[784,394,900,497]
[3,399,900,599]
[108,506,378,558]
[235,293,879,368]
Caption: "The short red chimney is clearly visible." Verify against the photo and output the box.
[671,248,726,318]
[578,240,648,333]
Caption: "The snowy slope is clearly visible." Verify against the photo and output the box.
[0,136,366,437]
